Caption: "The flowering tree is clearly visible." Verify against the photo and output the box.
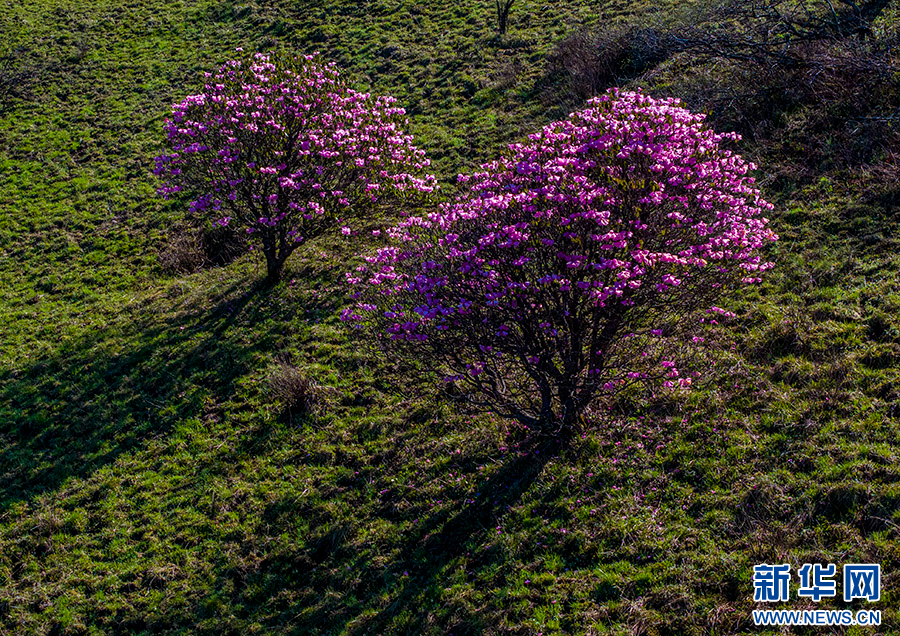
[343,89,777,433]
[154,51,436,283]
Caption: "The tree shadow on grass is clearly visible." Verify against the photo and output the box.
[0,271,325,512]
[169,429,570,636]
[334,439,562,635]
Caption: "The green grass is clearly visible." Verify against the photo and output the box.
[2,0,900,634]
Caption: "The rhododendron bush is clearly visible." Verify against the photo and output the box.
[155,51,436,282]
[344,89,777,432]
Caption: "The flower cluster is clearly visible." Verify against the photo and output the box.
[154,50,437,281]
[344,89,777,430]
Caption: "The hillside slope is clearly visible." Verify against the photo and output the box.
[1,1,899,634]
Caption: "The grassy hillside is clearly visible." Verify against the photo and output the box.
[1,0,899,634]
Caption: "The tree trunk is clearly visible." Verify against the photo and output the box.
[264,257,284,285]
[262,234,284,284]
[496,0,514,35]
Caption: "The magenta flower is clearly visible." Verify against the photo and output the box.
[155,50,437,282]
[344,89,777,431]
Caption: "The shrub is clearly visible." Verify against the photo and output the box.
[344,89,777,434]
[158,230,205,274]
[154,50,437,283]
[542,1,900,183]
[495,0,515,35]
[159,222,249,274]
[544,26,671,106]
[267,360,322,419]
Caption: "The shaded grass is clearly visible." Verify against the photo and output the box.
[0,0,899,634]
[1,275,285,510]
[2,232,899,634]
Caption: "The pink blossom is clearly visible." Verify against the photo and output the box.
[344,88,777,429]
[155,51,436,281]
